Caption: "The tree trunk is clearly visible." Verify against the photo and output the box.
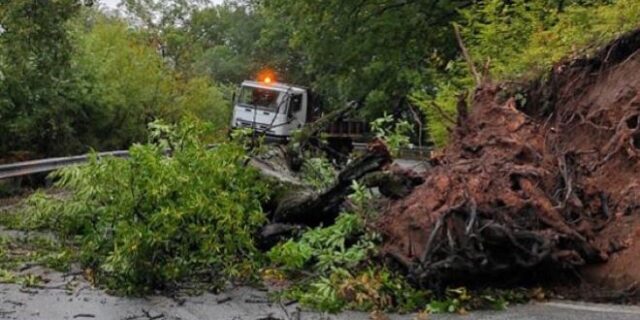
[273,139,392,226]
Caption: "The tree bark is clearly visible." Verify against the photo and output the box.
[273,139,391,225]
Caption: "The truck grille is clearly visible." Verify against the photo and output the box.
[237,120,275,133]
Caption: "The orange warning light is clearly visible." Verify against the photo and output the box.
[257,69,276,84]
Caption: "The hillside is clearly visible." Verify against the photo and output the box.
[378,29,640,299]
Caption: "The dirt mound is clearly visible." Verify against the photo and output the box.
[376,29,640,292]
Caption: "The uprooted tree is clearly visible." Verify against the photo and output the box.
[375,29,640,290]
[252,29,640,295]
[250,100,420,243]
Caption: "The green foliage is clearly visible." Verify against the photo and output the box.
[258,0,462,116]
[426,287,479,314]
[267,181,378,275]
[268,213,374,273]
[348,180,374,217]
[300,157,337,190]
[415,0,640,146]
[0,4,230,157]
[0,0,85,155]
[0,269,16,284]
[187,4,268,83]
[14,121,269,293]
[0,233,76,278]
[282,267,429,314]
[459,0,632,79]
[462,0,639,79]
[410,61,473,147]
[19,274,43,288]
[121,0,271,84]
[0,191,85,235]
[70,16,230,150]
[370,114,414,156]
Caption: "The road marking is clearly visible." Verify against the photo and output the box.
[543,301,640,315]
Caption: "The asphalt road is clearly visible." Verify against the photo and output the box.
[2,278,640,320]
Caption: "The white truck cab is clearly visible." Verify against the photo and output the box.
[231,80,309,139]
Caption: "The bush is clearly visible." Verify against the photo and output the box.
[267,211,427,313]
[0,7,231,158]
[268,213,375,273]
[15,121,269,294]
[266,184,427,313]
[288,267,428,314]
[414,0,640,147]
[70,17,231,152]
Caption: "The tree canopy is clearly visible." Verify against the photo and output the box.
[257,0,466,116]
[0,0,84,155]
[0,0,637,157]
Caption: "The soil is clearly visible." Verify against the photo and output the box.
[581,213,640,290]
[376,29,640,296]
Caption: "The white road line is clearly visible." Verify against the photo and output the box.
[543,301,640,315]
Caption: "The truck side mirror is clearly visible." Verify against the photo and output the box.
[231,91,236,104]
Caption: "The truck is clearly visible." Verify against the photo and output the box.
[230,78,369,150]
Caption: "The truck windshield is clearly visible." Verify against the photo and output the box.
[238,86,285,111]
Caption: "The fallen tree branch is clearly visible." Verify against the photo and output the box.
[273,139,392,225]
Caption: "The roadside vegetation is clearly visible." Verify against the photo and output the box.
[413,0,640,146]
[265,182,429,313]
[0,1,229,159]
[2,120,268,294]
[2,0,638,157]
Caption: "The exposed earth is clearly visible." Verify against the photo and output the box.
[377,29,640,295]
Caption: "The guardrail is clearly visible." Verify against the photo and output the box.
[0,143,431,181]
[0,151,129,180]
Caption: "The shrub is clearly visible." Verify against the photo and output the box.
[267,213,375,273]
[267,183,426,313]
[70,18,231,151]
[15,121,269,294]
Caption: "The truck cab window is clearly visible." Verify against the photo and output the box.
[239,87,282,111]
[289,94,302,114]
